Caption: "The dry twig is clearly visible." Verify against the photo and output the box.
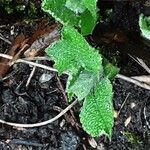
[56,75,68,102]
[136,57,150,74]
[26,62,37,87]
[55,75,80,130]
[1,53,150,91]
[0,53,58,73]
[117,93,130,116]
[129,55,150,74]
[116,74,150,90]
[0,54,50,61]
[0,33,11,44]
[131,75,150,84]
[0,99,77,128]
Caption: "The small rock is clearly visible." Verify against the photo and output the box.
[125,116,132,127]
[39,73,54,83]
[60,131,80,150]
[88,137,97,148]
[130,102,136,109]
[114,110,118,118]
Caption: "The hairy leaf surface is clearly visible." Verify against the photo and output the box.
[67,71,99,101]
[80,78,114,138]
[65,0,86,14]
[46,26,102,76]
[80,10,96,35]
[42,0,97,35]
[139,14,150,40]
[103,63,119,80]
[42,0,115,139]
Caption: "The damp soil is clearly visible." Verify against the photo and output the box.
[0,0,150,150]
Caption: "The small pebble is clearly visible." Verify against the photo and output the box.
[88,137,97,148]
[130,102,136,109]
[114,110,118,118]
[125,116,132,127]
[39,73,54,83]
[60,131,80,150]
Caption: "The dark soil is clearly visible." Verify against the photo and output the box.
[108,62,150,150]
[0,0,150,150]
[0,63,81,150]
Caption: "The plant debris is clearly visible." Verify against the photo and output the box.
[0,0,150,149]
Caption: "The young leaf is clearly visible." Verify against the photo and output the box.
[42,0,98,35]
[45,26,102,76]
[139,14,150,40]
[80,78,114,138]
[103,63,119,80]
[67,71,99,101]
[102,58,119,80]
[79,0,98,35]
[80,10,96,35]
[65,0,86,14]
[82,0,97,19]
[42,0,79,26]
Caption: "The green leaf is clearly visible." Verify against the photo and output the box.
[46,26,102,76]
[103,62,119,80]
[80,0,97,35]
[82,0,97,18]
[102,58,119,80]
[42,0,114,139]
[65,0,86,14]
[42,0,98,35]
[80,78,114,138]
[139,14,150,40]
[42,0,79,26]
[80,10,96,35]
[67,71,99,101]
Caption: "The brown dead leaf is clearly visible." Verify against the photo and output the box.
[99,30,128,44]
[0,20,60,77]
[9,44,29,66]
[24,22,60,58]
[27,20,58,45]
[0,63,10,78]
[92,23,128,45]
[0,33,26,77]
[0,33,26,63]
[9,20,56,65]
[10,20,55,64]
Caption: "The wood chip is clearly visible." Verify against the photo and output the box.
[24,22,60,58]
[88,137,97,148]
[130,102,136,109]
[125,116,132,127]
[114,110,118,118]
